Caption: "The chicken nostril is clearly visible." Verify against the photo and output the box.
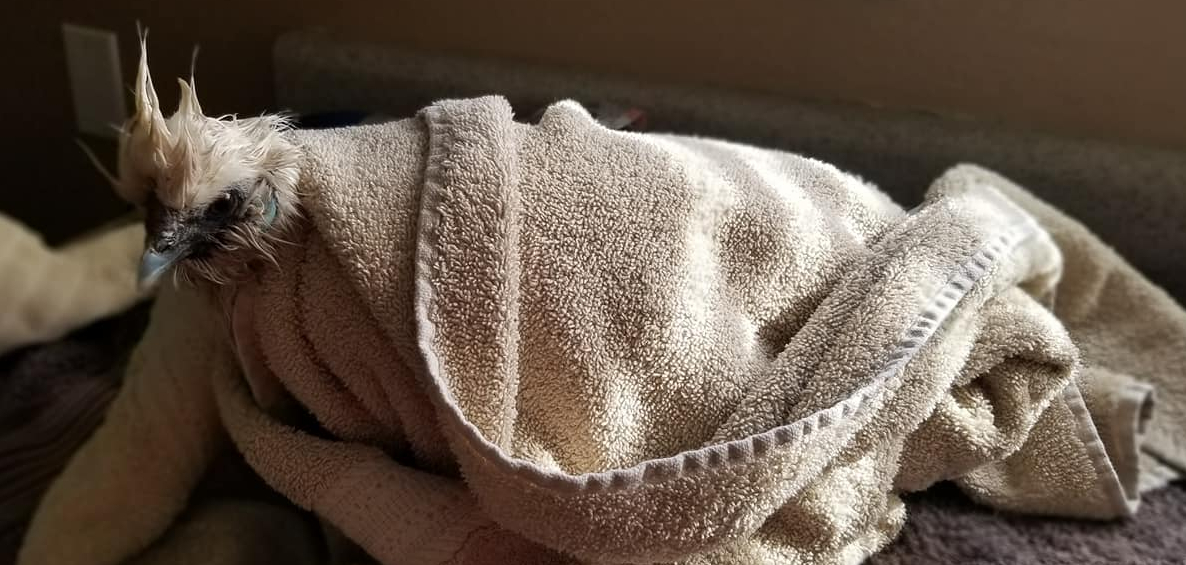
[151,234,176,253]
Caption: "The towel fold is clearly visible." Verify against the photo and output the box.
[19,97,1186,565]
[0,213,148,355]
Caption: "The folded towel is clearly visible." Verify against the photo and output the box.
[0,213,148,355]
[19,97,1186,565]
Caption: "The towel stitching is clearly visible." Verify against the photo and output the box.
[1061,381,1140,517]
[412,100,1055,495]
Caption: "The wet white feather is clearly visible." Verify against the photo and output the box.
[86,29,303,285]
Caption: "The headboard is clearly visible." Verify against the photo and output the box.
[274,30,1186,299]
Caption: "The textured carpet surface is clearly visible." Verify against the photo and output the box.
[871,481,1186,564]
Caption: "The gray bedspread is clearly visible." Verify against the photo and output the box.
[872,482,1186,564]
[2,304,1183,564]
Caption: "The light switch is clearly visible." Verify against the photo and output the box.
[62,23,126,139]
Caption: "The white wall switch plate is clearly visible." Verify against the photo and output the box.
[62,23,126,139]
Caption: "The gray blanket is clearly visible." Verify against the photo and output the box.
[873,481,1186,564]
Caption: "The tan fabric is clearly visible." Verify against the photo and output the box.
[0,213,148,354]
[219,97,1180,562]
[973,164,1186,476]
[18,97,1186,565]
[18,285,232,565]
[124,499,322,565]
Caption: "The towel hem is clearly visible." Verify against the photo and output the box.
[1062,380,1150,516]
[412,98,1061,495]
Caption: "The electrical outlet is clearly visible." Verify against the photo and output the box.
[62,23,126,139]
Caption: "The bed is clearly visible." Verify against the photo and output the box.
[3,28,1184,565]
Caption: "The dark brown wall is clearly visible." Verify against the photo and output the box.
[6,1,1185,241]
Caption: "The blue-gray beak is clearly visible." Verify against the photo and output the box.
[140,198,197,288]
[138,245,187,288]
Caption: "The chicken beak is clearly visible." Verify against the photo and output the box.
[138,203,195,288]
[138,197,201,287]
[138,243,188,288]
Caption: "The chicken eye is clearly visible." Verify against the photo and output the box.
[207,192,240,218]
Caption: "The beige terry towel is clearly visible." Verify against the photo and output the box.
[19,97,1186,565]
[0,213,148,354]
[217,97,1179,562]
[954,165,1186,493]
